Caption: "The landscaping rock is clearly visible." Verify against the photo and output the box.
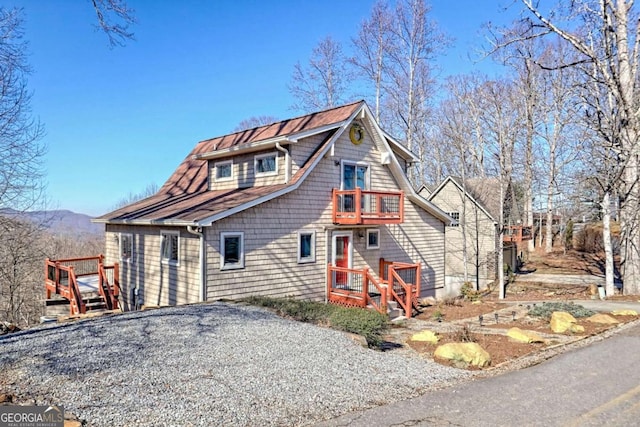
[507,327,545,343]
[419,297,437,307]
[586,313,620,324]
[611,309,638,316]
[550,311,582,333]
[410,330,439,344]
[434,342,491,368]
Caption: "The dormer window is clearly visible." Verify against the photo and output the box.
[255,152,278,176]
[215,160,233,182]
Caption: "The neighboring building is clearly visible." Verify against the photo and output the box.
[95,101,452,312]
[423,176,522,295]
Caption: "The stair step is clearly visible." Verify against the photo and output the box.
[85,301,107,310]
[45,298,70,306]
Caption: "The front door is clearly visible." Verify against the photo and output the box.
[332,231,352,287]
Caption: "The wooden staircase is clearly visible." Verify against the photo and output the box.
[44,255,120,317]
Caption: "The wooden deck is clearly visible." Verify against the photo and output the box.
[327,258,420,318]
[503,225,533,242]
[45,255,120,316]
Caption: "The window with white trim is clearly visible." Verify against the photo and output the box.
[215,160,233,181]
[448,212,460,227]
[366,229,380,250]
[298,230,316,263]
[120,233,133,263]
[221,232,244,270]
[254,152,278,176]
[161,231,179,265]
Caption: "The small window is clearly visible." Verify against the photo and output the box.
[161,231,179,265]
[215,160,233,181]
[298,231,316,263]
[120,233,133,262]
[448,212,460,227]
[255,152,278,176]
[366,229,380,250]
[221,232,244,270]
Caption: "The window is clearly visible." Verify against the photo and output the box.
[215,160,233,181]
[161,231,179,265]
[366,229,380,250]
[448,212,460,227]
[221,232,244,270]
[298,231,316,263]
[120,233,133,262]
[254,153,278,176]
[341,162,369,191]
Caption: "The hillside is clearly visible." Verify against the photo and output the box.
[0,208,103,236]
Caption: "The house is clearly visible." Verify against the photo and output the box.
[94,101,452,315]
[423,176,520,295]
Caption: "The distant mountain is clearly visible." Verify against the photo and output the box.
[0,208,103,236]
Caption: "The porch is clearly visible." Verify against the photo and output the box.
[45,255,121,316]
[503,225,533,243]
[327,258,421,318]
[332,188,404,225]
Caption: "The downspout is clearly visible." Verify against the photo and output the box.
[275,142,290,184]
[186,225,206,302]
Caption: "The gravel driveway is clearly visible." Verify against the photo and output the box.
[0,302,471,426]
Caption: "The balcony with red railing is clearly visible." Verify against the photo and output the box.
[503,225,533,243]
[332,188,404,225]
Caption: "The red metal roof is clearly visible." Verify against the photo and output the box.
[96,102,362,223]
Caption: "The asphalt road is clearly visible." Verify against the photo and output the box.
[317,320,640,427]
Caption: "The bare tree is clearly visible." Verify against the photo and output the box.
[91,0,136,47]
[511,0,640,294]
[382,0,447,183]
[0,8,46,213]
[113,183,159,209]
[289,36,351,112]
[233,116,279,132]
[350,1,393,121]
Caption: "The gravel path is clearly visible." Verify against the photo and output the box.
[0,302,472,426]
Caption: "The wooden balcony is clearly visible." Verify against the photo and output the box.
[332,188,404,225]
[503,225,533,243]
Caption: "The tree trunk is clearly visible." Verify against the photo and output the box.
[602,191,615,297]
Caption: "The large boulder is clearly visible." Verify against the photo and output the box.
[507,327,545,343]
[550,311,584,334]
[611,309,638,316]
[434,342,491,368]
[410,330,439,344]
[586,313,620,324]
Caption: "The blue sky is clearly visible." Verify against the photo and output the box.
[12,0,521,216]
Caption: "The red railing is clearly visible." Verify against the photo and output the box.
[328,259,421,318]
[45,255,120,315]
[503,226,533,242]
[326,265,388,315]
[332,188,404,225]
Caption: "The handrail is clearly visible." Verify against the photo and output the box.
[98,264,114,310]
[365,271,387,315]
[389,268,413,318]
[59,265,85,315]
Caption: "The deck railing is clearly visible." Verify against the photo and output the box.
[332,188,404,225]
[45,255,120,315]
[326,265,388,315]
[503,226,533,242]
[328,259,420,317]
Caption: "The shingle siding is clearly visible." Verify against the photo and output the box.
[429,180,498,284]
[204,121,445,301]
[105,224,200,309]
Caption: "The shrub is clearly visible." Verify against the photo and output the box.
[528,302,596,320]
[328,307,388,348]
[453,323,477,343]
[460,282,481,301]
[240,296,388,348]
